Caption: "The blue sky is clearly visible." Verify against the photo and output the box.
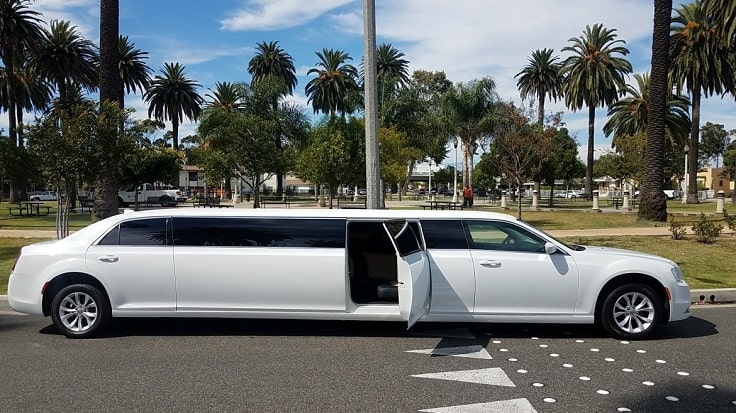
[27,0,736,166]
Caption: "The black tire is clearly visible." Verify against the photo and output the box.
[118,197,129,208]
[159,195,174,207]
[51,284,110,339]
[600,283,662,340]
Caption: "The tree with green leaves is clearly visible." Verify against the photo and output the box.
[379,125,421,198]
[560,23,632,197]
[603,73,690,150]
[144,62,204,150]
[385,70,451,197]
[206,81,246,111]
[305,48,359,118]
[248,41,298,196]
[723,140,736,201]
[26,99,134,237]
[441,77,503,190]
[538,124,584,206]
[0,0,44,146]
[515,48,562,125]
[36,20,98,104]
[198,80,308,208]
[670,2,735,203]
[487,104,553,219]
[296,122,352,209]
[700,122,734,167]
[118,35,151,109]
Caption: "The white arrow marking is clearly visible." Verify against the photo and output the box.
[411,367,515,387]
[419,398,538,412]
[405,345,492,359]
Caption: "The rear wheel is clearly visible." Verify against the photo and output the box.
[159,195,174,207]
[600,283,662,339]
[51,284,110,338]
[118,197,128,208]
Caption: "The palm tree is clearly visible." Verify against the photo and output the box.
[247,41,297,95]
[515,48,562,125]
[118,35,151,109]
[0,48,53,142]
[0,0,44,146]
[144,62,204,150]
[441,77,502,189]
[35,20,98,105]
[603,73,690,149]
[560,24,632,196]
[248,41,297,196]
[670,2,734,203]
[305,48,359,118]
[369,43,410,125]
[206,81,246,110]
[702,0,736,46]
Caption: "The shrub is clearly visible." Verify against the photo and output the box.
[724,209,736,231]
[668,215,687,240]
[692,213,722,244]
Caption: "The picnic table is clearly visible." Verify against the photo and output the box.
[8,201,52,217]
[421,200,462,210]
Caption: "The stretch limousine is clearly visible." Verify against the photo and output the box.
[8,208,691,339]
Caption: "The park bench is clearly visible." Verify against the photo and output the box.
[261,197,290,208]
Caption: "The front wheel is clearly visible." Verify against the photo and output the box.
[600,284,662,340]
[51,284,110,338]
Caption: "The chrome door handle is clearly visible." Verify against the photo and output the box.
[479,260,501,268]
[99,256,119,263]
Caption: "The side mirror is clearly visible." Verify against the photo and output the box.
[544,242,558,255]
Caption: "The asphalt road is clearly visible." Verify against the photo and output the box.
[0,306,734,412]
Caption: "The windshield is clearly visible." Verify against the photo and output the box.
[516,219,586,251]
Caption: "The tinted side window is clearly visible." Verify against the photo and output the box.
[173,218,345,248]
[384,220,421,257]
[420,219,468,249]
[99,218,169,246]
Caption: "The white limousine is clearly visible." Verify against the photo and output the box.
[8,208,691,339]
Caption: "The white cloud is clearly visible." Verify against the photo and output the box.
[220,0,354,31]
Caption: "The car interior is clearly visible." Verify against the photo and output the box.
[347,221,400,304]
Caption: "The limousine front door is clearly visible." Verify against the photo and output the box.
[383,220,431,328]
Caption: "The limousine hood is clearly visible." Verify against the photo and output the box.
[579,246,675,266]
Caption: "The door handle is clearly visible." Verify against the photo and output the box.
[99,256,119,263]
[479,260,501,268]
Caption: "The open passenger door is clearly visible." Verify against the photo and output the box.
[383,220,431,328]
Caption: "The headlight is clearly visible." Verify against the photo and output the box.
[671,266,685,282]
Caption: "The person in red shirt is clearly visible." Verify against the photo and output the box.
[463,185,473,207]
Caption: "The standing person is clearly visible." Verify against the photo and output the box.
[463,185,473,208]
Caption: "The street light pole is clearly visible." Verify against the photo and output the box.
[363,0,380,209]
[452,138,459,203]
[682,144,689,204]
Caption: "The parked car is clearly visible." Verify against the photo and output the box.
[8,208,690,340]
[556,190,579,199]
[473,188,488,197]
[29,191,57,201]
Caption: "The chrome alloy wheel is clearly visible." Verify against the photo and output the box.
[612,292,655,334]
[58,291,99,333]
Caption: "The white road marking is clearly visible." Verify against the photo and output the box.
[412,367,515,387]
[419,398,538,413]
[406,345,492,360]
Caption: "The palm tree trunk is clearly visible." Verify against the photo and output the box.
[585,104,595,197]
[639,0,671,221]
[687,84,701,203]
[172,116,179,150]
[537,90,545,125]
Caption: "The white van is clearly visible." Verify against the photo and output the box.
[8,208,691,339]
